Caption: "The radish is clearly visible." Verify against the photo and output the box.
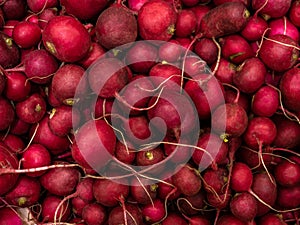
[211,58,236,84]
[224,89,250,113]
[108,203,143,225]
[216,214,247,225]
[38,8,58,29]
[202,167,228,194]
[78,42,106,69]
[194,38,218,65]
[0,32,20,69]
[190,5,210,33]
[27,0,58,13]
[268,17,299,42]
[10,117,30,135]
[5,175,41,207]
[41,195,71,222]
[258,213,288,225]
[276,185,300,209]
[95,4,137,49]
[230,192,257,222]
[0,96,15,130]
[177,191,206,215]
[60,0,108,20]
[230,162,253,192]
[162,213,188,225]
[42,15,91,62]
[12,21,41,49]
[1,133,25,153]
[175,9,197,38]
[130,178,157,204]
[82,203,107,225]
[274,160,300,187]
[138,0,177,41]
[128,0,149,11]
[252,0,292,19]
[114,140,136,164]
[2,0,27,20]
[158,40,183,63]
[241,16,268,41]
[0,207,23,225]
[289,0,300,27]
[142,199,166,223]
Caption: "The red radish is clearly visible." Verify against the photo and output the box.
[219,34,254,65]
[181,0,199,7]
[172,164,202,196]
[12,21,41,48]
[75,178,95,203]
[114,141,136,164]
[230,192,257,222]
[0,32,20,69]
[243,117,277,149]
[251,172,277,216]
[194,38,218,65]
[199,2,250,38]
[23,49,59,84]
[4,71,31,102]
[93,178,129,207]
[1,134,24,153]
[289,1,300,27]
[161,213,188,225]
[202,167,228,194]
[206,189,232,209]
[252,0,291,19]
[142,199,166,223]
[95,4,137,49]
[10,117,30,135]
[211,58,236,84]
[38,8,58,29]
[108,203,143,225]
[224,89,250,113]
[274,160,300,187]
[268,17,299,42]
[276,185,300,209]
[183,55,207,77]
[51,64,87,105]
[157,175,181,200]
[2,0,27,20]
[251,85,279,117]
[231,162,253,192]
[2,20,19,37]
[88,57,130,98]
[72,196,88,216]
[241,16,268,41]
[190,5,211,33]
[258,34,299,72]
[138,0,177,41]
[5,175,41,207]
[42,15,91,62]
[82,203,107,225]
[216,214,247,225]
[175,9,197,38]
[125,41,158,73]
[158,40,183,63]
[60,0,108,20]
[188,216,211,225]
[136,146,164,166]
[27,0,58,13]
[258,213,288,225]
[279,67,300,112]
[177,191,206,215]
[130,178,157,204]
[233,57,266,94]
[128,0,149,11]
[0,8,3,29]
[0,207,23,225]
[15,93,47,124]
[78,42,106,69]
[0,96,15,130]
[41,195,71,222]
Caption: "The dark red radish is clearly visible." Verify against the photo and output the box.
[258,213,288,225]
[219,34,254,65]
[82,203,107,225]
[243,117,277,149]
[10,117,30,135]
[16,93,47,124]
[149,63,181,90]
[114,141,136,165]
[48,105,80,137]
[0,134,23,154]
[183,56,207,77]
[72,196,88,217]
[61,0,108,20]
[2,20,19,37]
[0,32,20,69]
[93,179,129,207]
[158,40,183,63]
[30,116,70,155]
[51,64,87,105]
[22,144,51,177]
[172,164,202,196]
[12,21,41,48]
[211,58,236,84]
[175,9,197,38]
[184,74,225,120]
[194,38,218,65]
[125,41,158,73]
[251,172,277,216]
[130,178,157,204]
[136,146,164,166]
[190,5,211,33]
[142,199,166,223]
[268,17,299,42]
[192,133,229,168]
[138,0,177,41]
[2,0,27,20]
[38,8,58,29]
[5,175,41,207]
[251,85,279,117]
[199,2,250,38]
[0,207,23,225]
[279,67,300,112]
[0,96,15,130]
[23,49,59,84]
[75,178,94,203]
[157,175,181,200]
[41,195,71,222]
[108,203,143,225]
[161,213,188,225]
[78,42,106,69]
[0,8,4,29]
[233,57,266,93]
[272,115,300,148]
[4,71,31,102]
[27,0,58,13]
[206,189,232,209]
[181,0,199,7]
[276,185,300,209]
[128,0,149,11]
[252,0,291,19]
[213,0,250,6]
[42,15,91,62]
[202,167,228,194]
[274,160,300,187]
[72,118,116,170]
[188,216,211,225]
[95,4,137,49]
[87,57,129,98]
[231,162,253,192]
[230,192,257,222]
[241,16,268,41]
[289,1,300,27]
[216,214,247,225]
[224,89,250,113]
[258,34,299,72]
[177,191,206,215]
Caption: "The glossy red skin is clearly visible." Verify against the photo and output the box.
[289,0,300,27]
[268,17,299,42]
[175,9,197,37]
[12,21,41,48]
[142,199,166,223]
[42,15,91,62]
[252,0,291,18]
[0,207,23,225]
[5,72,31,102]
[241,16,268,41]
[27,0,58,13]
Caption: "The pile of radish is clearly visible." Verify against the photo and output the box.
[0,0,300,224]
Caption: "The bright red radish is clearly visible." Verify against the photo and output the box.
[12,21,41,48]
[27,0,58,13]
[274,160,300,187]
[41,195,71,222]
[142,199,166,223]
[231,162,253,192]
[252,0,292,18]
[0,207,23,225]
